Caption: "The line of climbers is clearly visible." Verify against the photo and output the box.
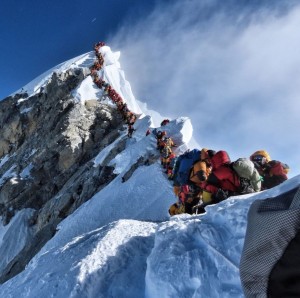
[91,41,290,217]
[146,119,176,174]
[147,124,290,216]
[90,41,137,137]
[170,148,289,216]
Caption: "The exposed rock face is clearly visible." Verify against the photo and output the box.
[0,69,126,282]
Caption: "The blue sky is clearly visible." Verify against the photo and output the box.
[0,0,299,177]
[0,0,160,99]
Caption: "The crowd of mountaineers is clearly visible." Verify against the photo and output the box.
[146,121,290,216]
[90,42,290,217]
[90,42,138,136]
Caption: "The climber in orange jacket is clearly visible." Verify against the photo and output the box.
[189,148,215,189]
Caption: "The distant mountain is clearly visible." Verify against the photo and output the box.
[0,44,299,297]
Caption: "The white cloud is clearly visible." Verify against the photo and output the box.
[110,0,300,177]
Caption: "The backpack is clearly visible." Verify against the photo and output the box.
[176,149,201,185]
[189,160,210,185]
[211,151,231,170]
[152,128,158,137]
[268,160,289,177]
[210,164,241,193]
[232,158,261,192]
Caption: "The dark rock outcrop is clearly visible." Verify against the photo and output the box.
[0,68,127,281]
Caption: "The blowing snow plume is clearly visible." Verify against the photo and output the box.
[110,0,300,177]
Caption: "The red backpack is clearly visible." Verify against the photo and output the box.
[206,151,240,194]
[211,151,231,170]
[268,161,289,178]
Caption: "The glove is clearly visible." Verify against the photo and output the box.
[213,188,228,203]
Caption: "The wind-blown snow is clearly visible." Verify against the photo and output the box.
[1,44,299,297]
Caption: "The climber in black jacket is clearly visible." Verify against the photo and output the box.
[240,186,300,297]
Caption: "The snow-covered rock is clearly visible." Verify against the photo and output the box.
[0,44,299,298]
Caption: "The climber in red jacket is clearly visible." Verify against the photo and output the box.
[203,150,240,205]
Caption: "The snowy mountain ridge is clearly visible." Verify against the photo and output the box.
[0,44,299,297]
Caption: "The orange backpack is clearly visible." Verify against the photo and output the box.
[189,160,211,185]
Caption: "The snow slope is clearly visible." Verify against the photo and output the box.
[1,44,299,297]
[15,45,143,116]
[1,173,299,297]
